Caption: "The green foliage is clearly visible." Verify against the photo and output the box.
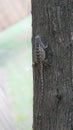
[0,15,32,130]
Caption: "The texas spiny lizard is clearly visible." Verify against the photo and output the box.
[33,35,48,105]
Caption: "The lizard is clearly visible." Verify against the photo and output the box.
[32,35,53,128]
[32,35,54,128]
[33,35,48,106]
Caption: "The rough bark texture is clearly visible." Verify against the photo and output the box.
[32,0,73,130]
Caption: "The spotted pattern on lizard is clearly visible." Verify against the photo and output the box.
[33,35,48,106]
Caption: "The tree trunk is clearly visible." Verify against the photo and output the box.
[32,0,73,130]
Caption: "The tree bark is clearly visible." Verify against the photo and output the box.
[32,0,73,130]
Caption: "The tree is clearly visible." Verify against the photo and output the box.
[32,0,73,130]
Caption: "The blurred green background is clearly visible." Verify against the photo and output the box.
[0,15,33,130]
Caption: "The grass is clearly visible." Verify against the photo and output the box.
[0,15,33,130]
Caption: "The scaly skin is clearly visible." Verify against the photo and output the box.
[34,35,46,106]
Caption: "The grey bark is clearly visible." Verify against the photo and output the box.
[32,0,73,130]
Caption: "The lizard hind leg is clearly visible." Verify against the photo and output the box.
[43,59,49,66]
